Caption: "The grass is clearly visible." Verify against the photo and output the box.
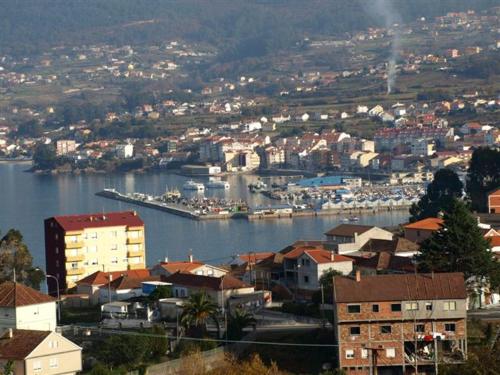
[61,305,102,324]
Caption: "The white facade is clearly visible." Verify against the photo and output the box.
[0,302,57,332]
[115,144,134,158]
[296,253,353,290]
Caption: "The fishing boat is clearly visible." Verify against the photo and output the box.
[182,180,205,192]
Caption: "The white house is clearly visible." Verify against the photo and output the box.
[324,224,394,254]
[0,282,57,332]
[150,256,228,278]
[115,143,134,159]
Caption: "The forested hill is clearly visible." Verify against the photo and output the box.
[1,0,498,57]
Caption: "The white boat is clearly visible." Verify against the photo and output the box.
[183,180,205,191]
[206,180,230,189]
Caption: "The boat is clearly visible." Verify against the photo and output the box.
[206,180,230,189]
[248,181,268,193]
[182,180,205,191]
[348,216,359,222]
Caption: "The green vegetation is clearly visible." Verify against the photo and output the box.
[227,309,256,341]
[181,292,220,338]
[417,199,499,285]
[467,148,500,213]
[0,229,45,289]
[409,169,463,222]
[60,306,101,325]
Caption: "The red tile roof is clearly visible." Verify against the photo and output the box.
[0,282,55,307]
[333,273,466,303]
[239,252,276,264]
[157,261,204,274]
[284,247,352,264]
[0,329,51,360]
[325,224,375,237]
[49,211,144,232]
[76,269,150,286]
[105,275,162,291]
[488,236,500,248]
[164,272,251,291]
[404,218,443,231]
[489,188,500,197]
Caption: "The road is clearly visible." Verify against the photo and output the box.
[468,306,500,321]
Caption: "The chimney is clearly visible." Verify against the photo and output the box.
[164,256,169,263]
[8,328,13,339]
[330,251,335,262]
[133,211,137,216]
[188,251,193,263]
[355,270,361,282]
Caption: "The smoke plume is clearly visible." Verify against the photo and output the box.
[371,0,402,94]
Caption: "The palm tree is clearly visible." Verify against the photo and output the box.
[227,309,257,340]
[181,292,219,338]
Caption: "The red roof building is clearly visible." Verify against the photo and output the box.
[404,218,443,243]
[488,188,500,214]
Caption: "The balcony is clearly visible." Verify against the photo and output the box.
[66,267,85,276]
[127,250,144,258]
[126,236,144,245]
[65,240,84,249]
[65,254,85,262]
[128,263,145,270]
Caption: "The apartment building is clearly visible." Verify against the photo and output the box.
[44,211,146,294]
[333,272,467,375]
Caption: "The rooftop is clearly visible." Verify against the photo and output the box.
[404,218,443,231]
[333,272,466,303]
[164,272,251,291]
[76,269,150,286]
[325,224,376,237]
[48,211,144,232]
[0,281,55,307]
[0,329,51,360]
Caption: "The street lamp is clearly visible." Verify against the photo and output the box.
[46,274,61,323]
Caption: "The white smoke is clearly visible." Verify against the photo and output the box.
[370,0,402,94]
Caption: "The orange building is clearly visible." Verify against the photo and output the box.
[403,218,443,243]
[488,189,500,214]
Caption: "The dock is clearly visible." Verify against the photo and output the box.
[96,189,233,221]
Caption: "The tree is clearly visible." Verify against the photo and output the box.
[148,285,172,303]
[146,325,169,360]
[1,361,14,375]
[0,229,45,289]
[97,335,147,370]
[410,169,463,222]
[467,148,500,212]
[181,292,220,338]
[417,199,495,282]
[227,309,256,340]
[313,268,343,304]
[88,364,112,375]
[32,143,58,170]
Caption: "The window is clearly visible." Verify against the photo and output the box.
[416,230,421,237]
[361,348,368,359]
[70,262,79,269]
[445,323,456,332]
[386,348,396,358]
[443,301,457,311]
[111,244,118,251]
[87,246,97,253]
[372,304,379,313]
[425,302,433,311]
[55,260,59,268]
[111,231,118,237]
[303,275,309,283]
[347,304,361,313]
[91,258,99,265]
[111,257,118,264]
[391,303,402,312]
[33,361,42,372]
[55,234,59,240]
[380,325,392,334]
[350,326,361,336]
[345,349,354,359]
[415,324,425,333]
[207,269,214,276]
[49,358,58,368]
[55,247,59,254]
[405,302,419,311]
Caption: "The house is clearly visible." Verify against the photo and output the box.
[164,272,255,307]
[0,329,82,375]
[282,246,353,290]
[98,275,163,303]
[115,143,134,159]
[76,269,150,305]
[358,237,420,258]
[333,272,467,375]
[403,218,443,243]
[44,211,146,292]
[488,188,500,214]
[347,252,416,274]
[324,224,394,254]
[150,255,228,278]
[0,282,57,331]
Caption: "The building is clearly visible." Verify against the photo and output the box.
[333,272,467,375]
[115,143,134,159]
[0,329,82,375]
[55,140,76,156]
[488,189,500,214]
[403,218,443,243]
[44,211,146,293]
[76,269,151,305]
[97,275,163,304]
[150,255,228,278]
[0,282,57,331]
[325,224,394,254]
[282,246,353,290]
[164,272,255,307]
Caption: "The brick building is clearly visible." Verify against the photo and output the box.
[403,218,443,243]
[333,272,467,375]
[488,189,500,214]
